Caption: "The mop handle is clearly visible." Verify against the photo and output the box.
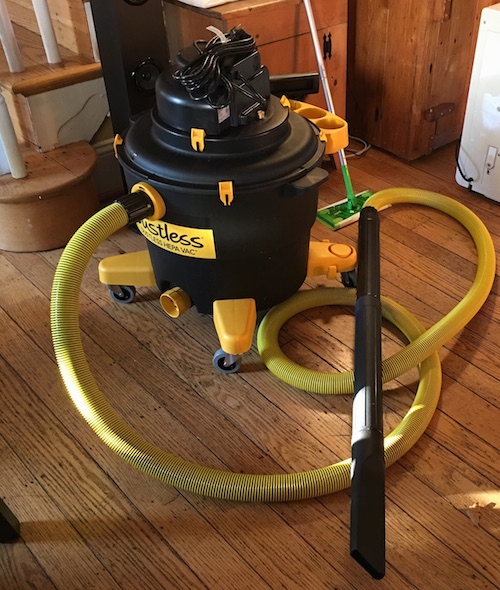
[302,0,355,203]
[302,0,335,114]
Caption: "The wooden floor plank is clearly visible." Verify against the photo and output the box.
[0,435,120,590]
[1,142,499,589]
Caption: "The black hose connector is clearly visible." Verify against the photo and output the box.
[116,190,155,224]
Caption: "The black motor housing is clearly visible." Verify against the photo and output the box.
[116,33,327,314]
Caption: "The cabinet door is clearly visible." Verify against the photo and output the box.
[348,0,499,159]
[259,24,347,117]
[423,0,499,152]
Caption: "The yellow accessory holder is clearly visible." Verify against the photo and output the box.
[280,96,349,154]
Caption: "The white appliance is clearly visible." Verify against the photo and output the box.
[456,4,500,201]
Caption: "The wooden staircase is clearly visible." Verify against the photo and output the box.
[0,9,106,152]
[0,0,107,252]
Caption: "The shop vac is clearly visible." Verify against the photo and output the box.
[50,27,496,580]
[96,25,354,373]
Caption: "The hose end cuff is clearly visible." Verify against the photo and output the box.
[116,190,154,224]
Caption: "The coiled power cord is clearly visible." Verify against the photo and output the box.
[173,27,264,108]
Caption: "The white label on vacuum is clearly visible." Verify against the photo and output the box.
[218,106,230,123]
[137,220,216,259]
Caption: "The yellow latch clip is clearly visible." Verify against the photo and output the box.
[218,181,234,206]
[113,134,123,158]
[191,128,206,152]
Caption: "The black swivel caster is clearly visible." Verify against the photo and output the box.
[212,349,242,374]
[341,270,358,289]
[109,285,136,304]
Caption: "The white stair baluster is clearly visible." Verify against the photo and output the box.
[84,0,100,62]
[32,0,61,64]
[0,0,24,72]
[0,90,27,179]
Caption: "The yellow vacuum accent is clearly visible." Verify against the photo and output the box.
[98,250,156,288]
[113,134,123,158]
[218,181,234,206]
[191,128,206,152]
[213,298,257,355]
[307,240,356,279]
[281,96,349,154]
[160,287,192,318]
[131,182,166,220]
[50,189,495,502]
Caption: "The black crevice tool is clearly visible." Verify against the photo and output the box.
[350,206,385,580]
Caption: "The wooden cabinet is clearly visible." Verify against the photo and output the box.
[347,0,499,160]
[163,0,348,117]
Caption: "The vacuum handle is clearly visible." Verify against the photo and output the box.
[350,206,385,580]
[284,167,328,196]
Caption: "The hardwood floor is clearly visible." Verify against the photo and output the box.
[1,142,499,589]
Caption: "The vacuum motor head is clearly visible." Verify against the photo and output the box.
[157,26,271,136]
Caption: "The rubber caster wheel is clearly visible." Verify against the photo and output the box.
[212,349,241,374]
[109,285,136,304]
[341,270,358,289]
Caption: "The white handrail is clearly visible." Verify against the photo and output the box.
[0,0,24,72]
[0,89,27,178]
[32,0,61,64]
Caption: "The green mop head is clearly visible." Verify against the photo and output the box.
[316,190,373,231]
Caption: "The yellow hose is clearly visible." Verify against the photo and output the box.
[258,188,496,393]
[50,189,495,501]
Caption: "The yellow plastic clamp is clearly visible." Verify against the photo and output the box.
[113,134,123,158]
[218,181,234,206]
[307,240,357,280]
[191,128,206,152]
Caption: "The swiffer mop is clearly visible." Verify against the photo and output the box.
[302,0,372,230]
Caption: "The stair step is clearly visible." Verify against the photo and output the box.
[11,61,102,96]
[0,22,100,95]
[0,23,107,152]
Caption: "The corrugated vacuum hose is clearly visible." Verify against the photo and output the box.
[51,189,495,504]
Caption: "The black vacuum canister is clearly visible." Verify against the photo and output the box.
[116,28,328,314]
